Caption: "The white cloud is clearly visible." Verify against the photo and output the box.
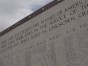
[0,0,53,32]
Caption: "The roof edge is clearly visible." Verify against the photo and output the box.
[0,0,64,37]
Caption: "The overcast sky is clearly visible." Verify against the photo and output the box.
[0,0,53,32]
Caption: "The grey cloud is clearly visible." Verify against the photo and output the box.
[0,0,52,32]
[0,0,19,15]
